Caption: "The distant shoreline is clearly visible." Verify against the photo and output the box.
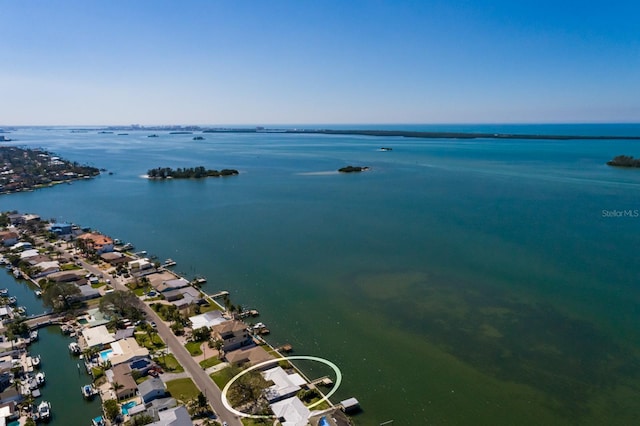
[202,128,640,140]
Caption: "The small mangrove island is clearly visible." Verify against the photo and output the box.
[338,165,370,173]
[607,155,640,168]
[147,166,239,179]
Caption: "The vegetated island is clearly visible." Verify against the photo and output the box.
[0,146,100,194]
[201,127,640,140]
[606,155,640,168]
[147,166,239,179]
[338,165,370,173]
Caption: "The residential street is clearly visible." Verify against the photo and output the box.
[73,253,243,426]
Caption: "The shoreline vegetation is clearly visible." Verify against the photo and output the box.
[199,127,640,140]
[147,166,239,179]
[606,155,640,168]
[33,124,639,140]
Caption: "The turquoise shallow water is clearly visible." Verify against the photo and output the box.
[2,125,640,424]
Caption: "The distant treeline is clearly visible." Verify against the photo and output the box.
[147,166,239,179]
[606,155,640,168]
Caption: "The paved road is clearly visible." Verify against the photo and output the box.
[66,250,242,425]
[138,302,243,426]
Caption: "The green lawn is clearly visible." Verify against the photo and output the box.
[210,366,239,389]
[185,341,203,356]
[156,353,184,373]
[199,356,222,369]
[135,332,165,350]
[165,378,199,402]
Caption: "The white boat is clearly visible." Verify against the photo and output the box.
[35,372,45,386]
[81,383,98,399]
[0,288,8,296]
[30,330,39,341]
[34,289,42,297]
[13,269,20,278]
[7,296,17,305]
[69,342,81,354]
[32,354,41,367]
[162,258,176,267]
[37,400,51,421]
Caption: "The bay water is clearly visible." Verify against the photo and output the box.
[2,125,640,424]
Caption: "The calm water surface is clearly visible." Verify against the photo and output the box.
[2,125,640,425]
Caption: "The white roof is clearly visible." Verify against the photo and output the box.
[109,337,149,366]
[82,325,115,348]
[34,261,60,270]
[262,367,304,401]
[189,310,225,330]
[270,397,310,426]
[19,249,39,259]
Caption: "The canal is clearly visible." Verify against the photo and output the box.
[2,269,103,425]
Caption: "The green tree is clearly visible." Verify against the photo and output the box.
[42,282,80,312]
[99,290,144,321]
[103,399,120,421]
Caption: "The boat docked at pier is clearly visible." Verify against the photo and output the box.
[81,383,98,399]
[69,342,81,354]
[37,400,51,421]
[35,371,45,386]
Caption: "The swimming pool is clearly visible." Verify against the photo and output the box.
[99,349,113,362]
[121,401,137,415]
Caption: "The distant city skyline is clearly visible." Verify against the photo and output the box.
[1,1,639,125]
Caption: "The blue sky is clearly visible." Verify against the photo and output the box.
[1,0,639,125]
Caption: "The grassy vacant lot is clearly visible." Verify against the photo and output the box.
[156,353,184,373]
[166,378,199,402]
[135,332,165,350]
[210,367,238,389]
[199,356,222,369]
[185,341,203,356]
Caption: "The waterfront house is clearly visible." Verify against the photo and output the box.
[129,258,153,273]
[72,284,101,302]
[0,232,18,247]
[270,396,311,426]
[101,252,133,266]
[77,232,114,254]
[48,222,72,235]
[0,401,19,425]
[164,286,203,310]
[138,377,167,404]
[32,260,60,278]
[211,320,252,352]
[81,325,115,349]
[262,366,306,403]
[108,338,149,367]
[188,311,226,330]
[156,278,190,293]
[108,364,137,400]
[77,308,111,328]
[11,242,33,252]
[225,345,274,367]
[18,249,38,260]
